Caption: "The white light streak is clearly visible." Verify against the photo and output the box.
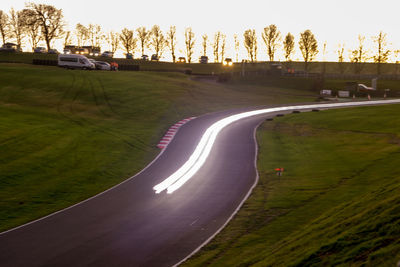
[154,99,400,194]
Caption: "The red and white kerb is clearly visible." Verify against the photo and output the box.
[157,117,196,149]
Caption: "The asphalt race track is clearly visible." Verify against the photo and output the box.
[1,100,400,266]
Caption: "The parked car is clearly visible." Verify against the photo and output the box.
[125,53,133,59]
[0,42,21,52]
[199,56,208,64]
[141,54,149,61]
[63,48,71,54]
[34,47,47,53]
[57,54,95,70]
[222,58,233,66]
[75,48,85,55]
[101,51,113,58]
[151,54,159,61]
[177,57,186,63]
[48,49,59,54]
[95,61,111,70]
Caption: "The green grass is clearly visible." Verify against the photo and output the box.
[4,63,400,265]
[0,63,316,232]
[0,65,186,230]
[0,51,57,64]
[184,104,400,266]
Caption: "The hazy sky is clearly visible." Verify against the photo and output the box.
[2,0,400,61]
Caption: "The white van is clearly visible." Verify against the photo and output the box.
[58,54,95,70]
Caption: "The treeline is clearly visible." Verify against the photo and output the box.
[0,2,399,73]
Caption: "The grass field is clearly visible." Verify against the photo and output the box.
[2,62,400,265]
[0,63,316,232]
[184,104,400,266]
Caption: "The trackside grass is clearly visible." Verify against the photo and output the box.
[0,63,316,232]
[184,104,400,266]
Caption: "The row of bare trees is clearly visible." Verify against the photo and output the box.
[112,26,194,62]
[243,26,396,74]
[0,3,64,51]
[1,3,398,71]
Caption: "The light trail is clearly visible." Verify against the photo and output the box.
[153,99,400,194]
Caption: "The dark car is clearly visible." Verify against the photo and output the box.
[151,54,159,61]
[223,58,233,66]
[199,56,208,64]
[177,57,186,63]
[34,47,47,53]
[48,49,59,54]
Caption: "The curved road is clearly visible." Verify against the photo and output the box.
[1,100,399,266]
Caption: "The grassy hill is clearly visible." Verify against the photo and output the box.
[2,63,400,265]
[0,63,315,232]
[184,104,400,266]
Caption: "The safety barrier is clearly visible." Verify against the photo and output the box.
[32,59,58,66]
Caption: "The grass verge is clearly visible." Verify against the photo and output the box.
[184,104,400,266]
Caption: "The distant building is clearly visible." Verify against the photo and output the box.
[63,45,101,56]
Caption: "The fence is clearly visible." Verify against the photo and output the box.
[31,59,140,71]
[118,64,140,71]
[323,73,400,80]
[237,69,400,81]
[32,59,57,66]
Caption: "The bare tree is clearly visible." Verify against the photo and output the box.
[299,29,318,72]
[202,34,208,57]
[220,33,226,62]
[137,26,150,56]
[20,8,41,50]
[63,30,71,47]
[75,23,88,47]
[243,29,257,62]
[26,3,64,51]
[185,27,195,63]
[9,8,25,48]
[88,24,103,48]
[120,28,137,55]
[262,24,281,61]
[254,39,258,62]
[0,10,10,44]
[394,49,400,75]
[322,41,327,74]
[350,35,368,74]
[166,26,177,62]
[283,32,295,61]
[372,31,391,75]
[150,25,167,58]
[213,31,222,62]
[234,34,240,62]
[337,43,346,74]
[106,31,119,54]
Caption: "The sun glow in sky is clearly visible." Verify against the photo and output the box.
[2,0,400,61]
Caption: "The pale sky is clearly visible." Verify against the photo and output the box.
[2,0,400,61]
